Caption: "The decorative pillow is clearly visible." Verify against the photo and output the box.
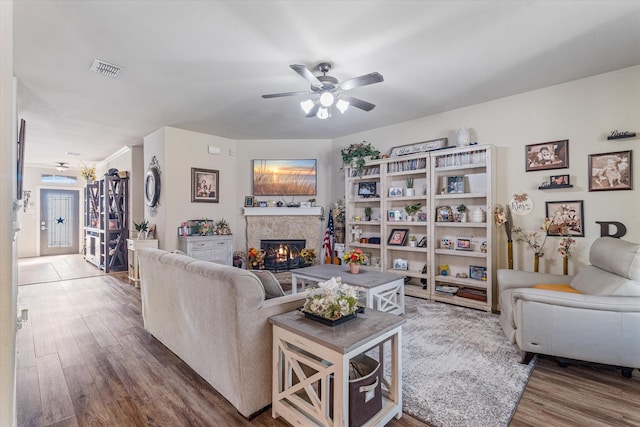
[532,283,582,294]
[252,270,285,299]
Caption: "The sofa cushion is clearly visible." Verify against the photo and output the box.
[531,283,581,293]
[251,270,285,299]
[590,237,640,281]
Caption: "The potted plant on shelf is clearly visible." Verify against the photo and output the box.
[456,204,467,222]
[404,202,422,221]
[341,141,380,177]
[405,177,415,196]
[409,235,417,247]
[364,206,372,221]
[134,219,149,239]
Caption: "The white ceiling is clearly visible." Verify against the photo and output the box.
[14,1,640,169]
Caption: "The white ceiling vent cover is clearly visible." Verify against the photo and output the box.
[89,59,122,78]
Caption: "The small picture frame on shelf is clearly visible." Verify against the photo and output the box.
[416,211,427,222]
[446,176,465,193]
[469,265,487,281]
[388,187,403,197]
[362,252,372,266]
[244,196,255,207]
[388,210,403,222]
[387,228,409,246]
[393,258,408,270]
[371,256,381,267]
[417,236,427,248]
[456,237,473,251]
[549,174,570,187]
[435,206,453,222]
[358,182,377,197]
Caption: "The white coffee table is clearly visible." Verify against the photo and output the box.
[290,265,405,315]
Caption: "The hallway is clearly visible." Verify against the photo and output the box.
[18,254,105,286]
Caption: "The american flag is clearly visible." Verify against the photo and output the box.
[323,209,334,263]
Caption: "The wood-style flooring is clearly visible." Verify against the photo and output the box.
[16,255,640,426]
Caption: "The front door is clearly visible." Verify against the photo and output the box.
[39,189,80,256]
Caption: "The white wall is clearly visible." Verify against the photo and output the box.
[332,66,640,274]
[1,0,16,424]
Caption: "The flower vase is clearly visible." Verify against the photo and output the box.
[507,240,513,269]
[137,231,144,240]
[563,257,568,275]
[533,254,540,273]
[349,263,360,274]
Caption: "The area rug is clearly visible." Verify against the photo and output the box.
[400,297,535,427]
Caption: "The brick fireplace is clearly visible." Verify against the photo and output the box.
[244,207,323,271]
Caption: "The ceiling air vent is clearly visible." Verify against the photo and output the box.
[89,59,122,78]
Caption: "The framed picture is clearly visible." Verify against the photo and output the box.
[146,224,156,239]
[469,265,487,281]
[416,211,427,222]
[545,200,585,237]
[435,205,453,222]
[358,181,377,197]
[388,210,403,222]
[244,196,255,207]
[387,228,409,246]
[417,236,427,248]
[191,168,219,203]
[456,237,473,251]
[362,252,372,266]
[252,159,317,196]
[549,174,571,187]
[525,139,569,172]
[388,187,403,197]
[446,175,464,193]
[588,150,632,191]
[393,258,408,270]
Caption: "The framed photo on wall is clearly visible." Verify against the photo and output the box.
[545,200,584,237]
[191,168,219,203]
[588,150,632,191]
[525,139,569,172]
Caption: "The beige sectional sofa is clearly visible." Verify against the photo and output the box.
[137,248,306,418]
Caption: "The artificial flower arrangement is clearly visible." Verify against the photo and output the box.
[247,247,264,269]
[343,248,365,265]
[493,204,513,240]
[512,218,553,257]
[79,162,97,182]
[302,277,363,320]
[558,236,576,258]
[341,141,380,177]
[300,248,317,264]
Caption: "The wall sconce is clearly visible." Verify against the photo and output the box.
[22,190,31,212]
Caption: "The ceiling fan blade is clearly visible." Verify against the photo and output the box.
[290,64,323,89]
[305,103,320,118]
[262,91,311,99]
[340,72,384,91]
[341,95,376,111]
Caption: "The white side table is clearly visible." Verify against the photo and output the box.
[126,239,158,287]
[290,265,405,315]
[270,309,405,426]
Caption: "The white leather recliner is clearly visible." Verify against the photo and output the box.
[498,237,640,376]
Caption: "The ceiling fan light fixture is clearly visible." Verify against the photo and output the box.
[55,162,69,172]
[336,99,350,114]
[317,107,330,120]
[300,99,314,114]
[319,92,334,107]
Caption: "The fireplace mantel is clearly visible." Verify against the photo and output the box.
[243,207,323,217]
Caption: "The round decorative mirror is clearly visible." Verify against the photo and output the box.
[144,156,161,214]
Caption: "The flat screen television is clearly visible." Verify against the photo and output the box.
[252,159,317,196]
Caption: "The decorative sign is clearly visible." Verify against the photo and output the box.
[509,193,533,216]
[389,138,447,157]
[607,130,636,140]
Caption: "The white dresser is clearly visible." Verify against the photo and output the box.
[178,235,233,265]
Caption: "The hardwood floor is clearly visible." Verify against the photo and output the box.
[16,258,640,426]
